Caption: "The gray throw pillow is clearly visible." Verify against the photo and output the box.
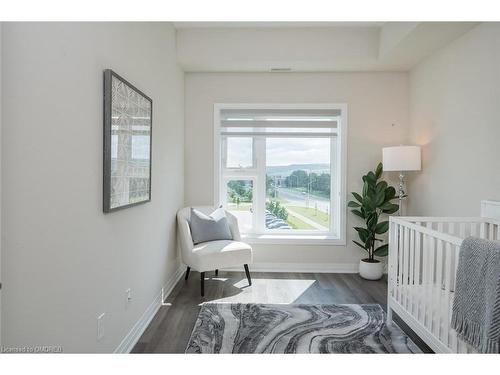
[189,207,233,245]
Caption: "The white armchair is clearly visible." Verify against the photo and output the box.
[177,206,253,296]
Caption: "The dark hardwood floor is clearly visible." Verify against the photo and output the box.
[132,270,432,353]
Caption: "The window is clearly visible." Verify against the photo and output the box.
[266,138,331,231]
[215,104,346,244]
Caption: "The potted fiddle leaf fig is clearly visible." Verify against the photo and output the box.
[348,162,399,280]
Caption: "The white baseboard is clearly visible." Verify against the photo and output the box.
[223,262,358,273]
[114,264,185,353]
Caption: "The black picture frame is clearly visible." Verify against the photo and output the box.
[103,69,153,213]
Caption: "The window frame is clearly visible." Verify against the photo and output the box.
[214,103,347,246]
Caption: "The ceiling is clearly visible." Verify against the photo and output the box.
[174,22,478,72]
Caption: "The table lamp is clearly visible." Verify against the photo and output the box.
[382,145,421,215]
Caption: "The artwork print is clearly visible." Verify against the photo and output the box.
[103,69,152,212]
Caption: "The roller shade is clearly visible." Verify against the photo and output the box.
[220,108,340,137]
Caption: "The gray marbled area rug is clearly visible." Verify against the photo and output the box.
[186,303,421,353]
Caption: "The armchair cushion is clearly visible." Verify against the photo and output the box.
[192,240,252,272]
[189,207,233,245]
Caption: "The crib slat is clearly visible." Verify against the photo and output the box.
[421,231,429,328]
[403,227,410,309]
[397,224,404,304]
[449,222,455,236]
[414,224,422,322]
[471,222,478,237]
[450,246,460,353]
[408,228,416,315]
[388,222,394,299]
[425,228,435,331]
[460,222,466,239]
[443,242,452,346]
[448,222,457,294]
[453,243,461,352]
[389,222,397,301]
[480,222,486,239]
[434,235,444,339]
[437,222,444,330]
[421,225,428,328]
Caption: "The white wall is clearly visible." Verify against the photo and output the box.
[408,23,500,216]
[185,72,409,268]
[1,23,184,352]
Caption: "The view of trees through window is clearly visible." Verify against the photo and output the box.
[266,172,330,230]
[226,180,254,233]
[224,138,332,232]
[265,137,331,231]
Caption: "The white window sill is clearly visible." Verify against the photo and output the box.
[241,234,346,246]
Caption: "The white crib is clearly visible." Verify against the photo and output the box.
[386,201,500,353]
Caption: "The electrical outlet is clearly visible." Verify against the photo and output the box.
[126,288,132,302]
[97,313,105,341]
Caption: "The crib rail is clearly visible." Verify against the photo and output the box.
[399,217,500,241]
[387,216,500,353]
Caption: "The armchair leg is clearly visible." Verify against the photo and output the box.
[200,272,205,297]
[185,267,190,281]
[244,264,252,286]
[215,269,219,276]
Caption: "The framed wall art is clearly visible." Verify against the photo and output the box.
[103,69,152,213]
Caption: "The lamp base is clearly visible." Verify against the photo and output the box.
[398,173,406,216]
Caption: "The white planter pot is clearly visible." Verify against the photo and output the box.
[359,259,383,280]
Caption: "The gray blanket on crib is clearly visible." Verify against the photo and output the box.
[451,236,500,353]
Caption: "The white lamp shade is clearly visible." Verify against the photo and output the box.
[382,146,421,172]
